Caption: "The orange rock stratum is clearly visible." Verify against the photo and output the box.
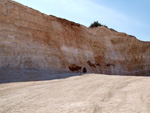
[0,0,150,75]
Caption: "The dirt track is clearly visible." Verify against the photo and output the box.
[0,73,150,113]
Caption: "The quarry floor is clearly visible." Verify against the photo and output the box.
[0,73,150,113]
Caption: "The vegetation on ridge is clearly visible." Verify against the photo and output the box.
[89,21,117,32]
[89,21,102,27]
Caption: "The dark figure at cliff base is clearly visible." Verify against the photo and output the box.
[83,67,87,73]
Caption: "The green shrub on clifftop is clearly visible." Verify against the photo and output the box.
[89,21,102,28]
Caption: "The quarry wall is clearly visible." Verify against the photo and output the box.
[0,0,150,75]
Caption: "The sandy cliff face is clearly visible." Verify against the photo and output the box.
[0,0,150,75]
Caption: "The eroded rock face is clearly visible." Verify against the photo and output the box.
[0,0,150,75]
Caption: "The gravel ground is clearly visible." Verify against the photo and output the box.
[0,73,150,113]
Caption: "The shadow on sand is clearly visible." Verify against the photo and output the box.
[0,70,84,84]
[0,69,149,84]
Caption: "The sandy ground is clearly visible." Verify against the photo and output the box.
[0,73,150,113]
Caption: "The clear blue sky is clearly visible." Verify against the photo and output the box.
[13,0,150,41]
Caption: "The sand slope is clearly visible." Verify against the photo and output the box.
[0,73,150,113]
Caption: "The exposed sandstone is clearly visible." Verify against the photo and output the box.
[0,0,150,75]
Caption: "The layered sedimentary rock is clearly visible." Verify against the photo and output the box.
[0,0,150,75]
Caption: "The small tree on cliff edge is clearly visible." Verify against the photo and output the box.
[89,21,102,28]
